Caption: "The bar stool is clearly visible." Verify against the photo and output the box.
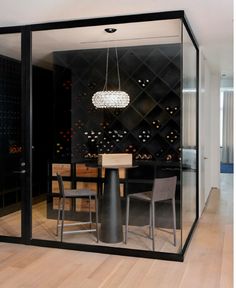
[56,173,99,242]
[125,176,177,251]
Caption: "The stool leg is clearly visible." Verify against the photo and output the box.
[149,202,152,238]
[56,197,61,236]
[172,198,176,246]
[89,195,92,230]
[95,196,99,243]
[125,196,130,244]
[60,197,65,242]
[151,201,155,251]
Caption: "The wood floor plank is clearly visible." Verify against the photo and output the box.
[117,258,154,288]
[99,257,138,288]
[136,260,185,288]
[0,174,232,288]
[219,224,233,288]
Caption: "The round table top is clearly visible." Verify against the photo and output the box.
[102,165,138,169]
[86,163,138,169]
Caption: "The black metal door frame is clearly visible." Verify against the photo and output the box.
[21,27,32,244]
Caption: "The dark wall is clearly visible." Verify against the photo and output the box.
[0,54,53,212]
[32,66,53,197]
[0,55,21,210]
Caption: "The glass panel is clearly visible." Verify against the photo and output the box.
[181,24,197,247]
[31,19,183,254]
[0,33,22,237]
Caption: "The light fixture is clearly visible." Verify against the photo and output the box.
[92,36,130,108]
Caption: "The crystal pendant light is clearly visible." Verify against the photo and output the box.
[92,47,130,108]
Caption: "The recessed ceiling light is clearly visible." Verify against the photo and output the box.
[104,28,117,33]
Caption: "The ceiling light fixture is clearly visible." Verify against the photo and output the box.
[92,29,130,109]
[104,28,117,33]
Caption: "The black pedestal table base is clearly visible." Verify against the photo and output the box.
[100,168,123,243]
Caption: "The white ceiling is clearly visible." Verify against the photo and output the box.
[0,0,233,83]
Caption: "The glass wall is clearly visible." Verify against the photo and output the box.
[0,33,22,237]
[31,19,185,254]
[181,24,198,246]
[0,13,198,260]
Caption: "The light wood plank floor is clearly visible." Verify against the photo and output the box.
[0,173,233,287]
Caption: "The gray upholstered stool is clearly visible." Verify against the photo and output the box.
[125,176,177,251]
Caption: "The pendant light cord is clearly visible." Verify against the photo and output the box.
[115,48,121,91]
[103,47,121,91]
[103,48,109,91]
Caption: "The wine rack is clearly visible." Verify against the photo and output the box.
[53,43,181,165]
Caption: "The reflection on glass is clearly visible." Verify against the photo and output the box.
[182,24,197,247]
[0,33,22,237]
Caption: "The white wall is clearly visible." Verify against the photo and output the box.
[199,49,220,215]
[208,74,221,188]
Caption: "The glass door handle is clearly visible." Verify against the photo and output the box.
[13,170,26,174]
